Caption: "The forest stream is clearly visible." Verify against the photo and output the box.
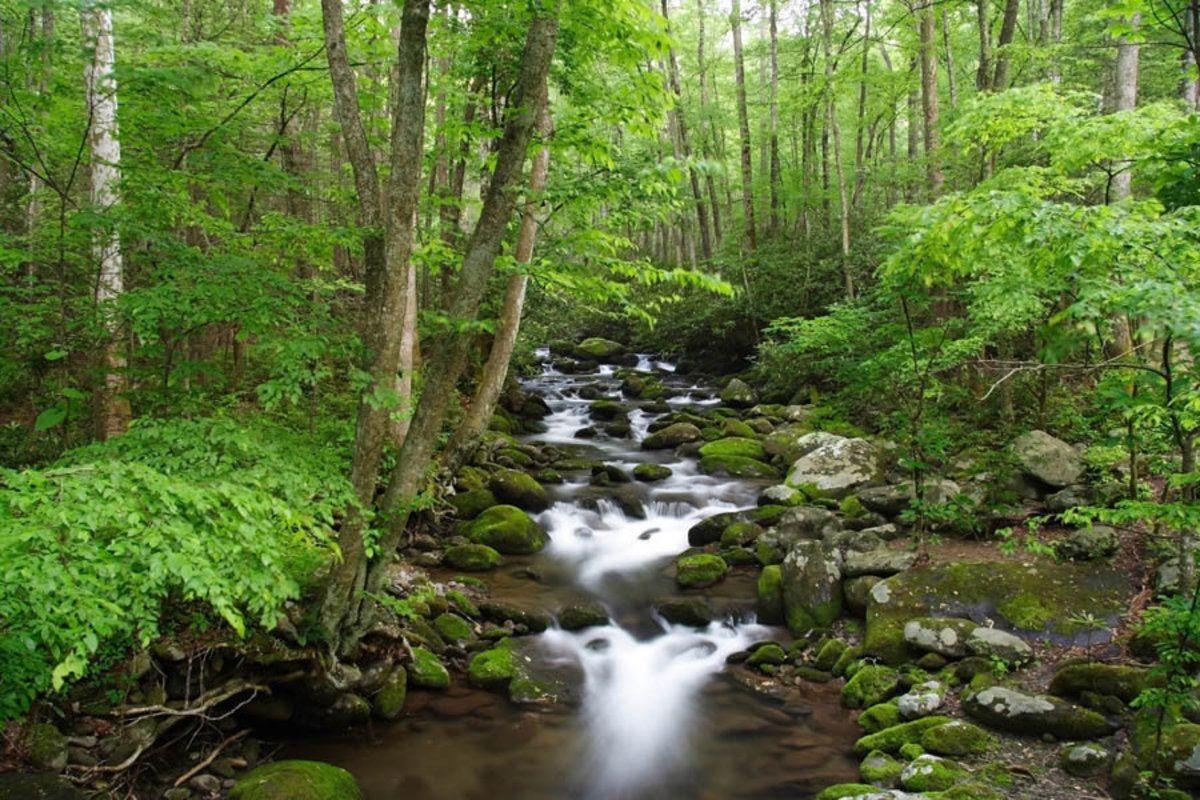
[285,350,861,800]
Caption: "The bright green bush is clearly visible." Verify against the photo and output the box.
[0,416,352,719]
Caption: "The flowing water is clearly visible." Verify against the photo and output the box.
[287,352,859,799]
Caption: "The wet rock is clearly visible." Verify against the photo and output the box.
[443,543,502,571]
[842,665,901,709]
[688,505,788,546]
[408,647,451,689]
[720,378,758,408]
[786,438,881,499]
[842,550,917,578]
[656,598,713,627]
[844,576,882,617]
[558,602,610,631]
[963,686,1113,739]
[747,643,788,668]
[589,399,628,422]
[304,693,370,730]
[229,760,363,800]
[699,454,780,479]
[574,337,625,360]
[460,505,548,554]
[1048,662,1149,704]
[590,463,632,485]
[371,666,407,720]
[1061,742,1109,776]
[1055,525,1118,561]
[468,642,521,690]
[1012,430,1084,488]
[676,553,729,589]
[433,613,474,644]
[479,601,551,634]
[781,541,842,633]
[488,469,549,511]
[633,463,672,482]
[642,422,702,450]
[756,565,784,625]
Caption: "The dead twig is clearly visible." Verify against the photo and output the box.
[172,729,250,788]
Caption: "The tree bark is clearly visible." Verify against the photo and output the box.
[442,108,552,471]
[696,0,723,245]
[821,0,854,297]
[918,1,944,194]
[359,2,562,632]
[976,0,992,90]
[318,0,430,642]
[661,4,711,261]
[768,0,782,236]
[83,2,130,441]
[992,0,1020,90]
[1110,13,1140,202]
[731,0,758,251]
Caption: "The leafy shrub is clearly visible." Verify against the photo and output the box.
[0,416,353,719]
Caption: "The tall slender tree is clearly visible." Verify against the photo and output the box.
[731,0,757,251]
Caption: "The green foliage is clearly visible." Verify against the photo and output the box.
[0,416,351,719]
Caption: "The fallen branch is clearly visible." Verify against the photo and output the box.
[173,729,250,788]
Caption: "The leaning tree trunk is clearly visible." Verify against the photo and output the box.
[83,2,130,441]
[442,107,553,471]
[348,3,562,644]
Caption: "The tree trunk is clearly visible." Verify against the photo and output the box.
[359,2,562,635]
[662,3,711,262]
[318,0,430,643]
[443,108,552,471]
[1184,1,1199,109]
[992,0,1020,90]
[1110,13,1140,202]
[731,0,757,251]
[820,0,854,297]
[768,0,782,236]
[976,0,992,90]
[852,0,872,207]
[942,9,958,108]
[697,0,723,245]
[83,2,130,441]
[918,1,944,194]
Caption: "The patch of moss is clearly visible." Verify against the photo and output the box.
[448,489,497,519]
[814,784,880,800]
[921,720,993,756]
[229,760,363,800]
[699,437,767,461]
[859,749,903,787]
[432,613,474,643]
[443,543,502,571]
[842,664,901,709]
[853,716,952,756]
[747,643,788,669]
[408,647,450,689]
[902,754,971,792]
[676,553,728,589]
[858,701,901,734]
[698,454,780,479]
[468,640,520,690]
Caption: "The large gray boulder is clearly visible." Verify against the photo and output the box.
[842,550,917,578]
[720,378,758,408]
[641,422,701,450]
[963,686,1113,739]
[786,437,880,498]
[1012,430,1084,488]
[781,541,843,634]
[903,617,978,658]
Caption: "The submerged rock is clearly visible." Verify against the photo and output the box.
[229,760,363,800]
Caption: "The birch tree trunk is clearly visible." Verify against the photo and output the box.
[83,2,130,441]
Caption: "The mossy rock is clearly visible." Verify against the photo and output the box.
[858,701,902,734]
[756,565,784,624]
[372,665,407,720]
[25,723,68,771]
[842,664,901,709]
[901,754,970,792]
[859,749,904,787]
[448,488,497,520]
[455,466,490,492]
[0,775,86,799]
[699,454,780,479]
[633,463,672,482]
[1048,662,1150,704]
[898,742,925,761]
[461,505,548,554]
[782,541,843,634]
[930,781,1003,799]
[688,505,789,547]
[487,469,549,512]
[721,418,758,439]
[589,399,629,421]
[676,553,728,589]
[864,561,1129,665]
[558,602,609,631]
[699,437,767,461]
[832,645,864,677]
[496,447,534,467]
[921,720,993,756]
[642,422,702,450]
[229,760,363,800]
[747,643,788,669]
[468,641,520,690]
[1060,742,1109,777]
[479,600,551,634]
[963,686,1114,740]
[1132,717,1200,788]
[432,613,474,643]
[853,716,953,756]
[813,638,849,672]
[813,784,880,800]
[720,521,763,547]
[407,647,450,689]
[574,337,625,359]
[443,543,502,571]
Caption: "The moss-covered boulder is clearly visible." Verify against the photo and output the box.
[747,643,788,669]
[1048,662,1149,705]
[371,665,407,720]
[229,760,363,800]
[699,454,780,479]
[443,543,502,571]
[897,680,946,720]
[633,463,673,482]
[574,337,625,360]
[676,553,728,589]
[899,754,970,792]
[812,784,879,800]
[858,701,902,734]
[785,436,881,499]
[721,418,758,438]
[902,617,977,658]
[921,720,993,756]
[813,638,849,672]
[1133,719,1200,789]
[479,601,551,634]
[407,647,450,689]
[461,505,548,554]
[842,665,901,709]
[468,641,520,690]
[1056,525,1118,561]
[699,437,766,461]
[642,422,702,450]
[432,613,474,643]
[558,602,609,631]
[781,541,842,634]
[859,749,904,787]
[25,723,68,771]
[488,469,550,512]
[0,775,86,799]
[688,505,789,547]
[853,716,953,755]
[720,378,758,408]
[656,598,713,627]
[864,561,1129,665]
[756,565,784,624]
[448,488,497,520]
[963,686,1114,740]
[1060,742,1109,776]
